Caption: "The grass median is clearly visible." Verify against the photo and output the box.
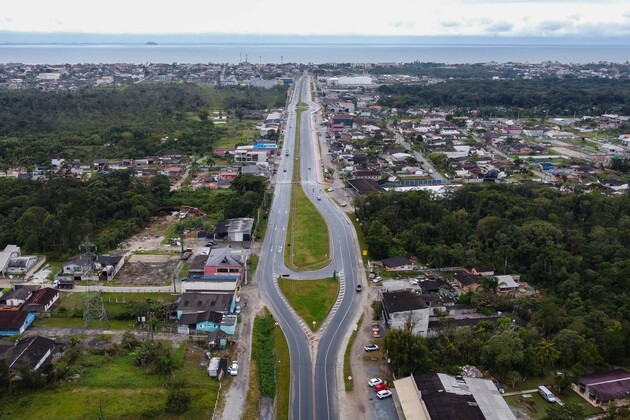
[278,277,338,332]
[284,103,331,271]
[246,308,290,419]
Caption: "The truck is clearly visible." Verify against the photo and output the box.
[207,357,221,377]
[52,279,75,289]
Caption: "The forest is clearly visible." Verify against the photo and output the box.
[377,78,630,117]
[0,83,288,167]
[358,183,630,383]
[0,172,266,259]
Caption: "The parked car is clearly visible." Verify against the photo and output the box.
[227,361,238,376]
[372,276,382,283]
[235,305,242,315]
[368,378,383,387]
[356,284,363,292]
[205,240,217,247]
[341,201,347,207]
[364,344,379,352]
[374,384,389,393]
[327,187,334,192]
[377,390,392,399]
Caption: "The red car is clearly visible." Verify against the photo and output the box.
[374,384,389,393]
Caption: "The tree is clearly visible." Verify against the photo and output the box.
[503,370,522,389]
[543,403,586,420]
[382,328,432,377]
[481,331,524,372]
[150,174,171,202]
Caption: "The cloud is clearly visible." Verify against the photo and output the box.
[441,21,461,28]
[538,20,574,33]
[486,21,514,33]
[389,21,416,29]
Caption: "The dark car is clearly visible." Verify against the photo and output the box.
[356,284,363,292]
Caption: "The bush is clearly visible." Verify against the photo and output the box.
[371,301,382,320]
[165,388,191,413]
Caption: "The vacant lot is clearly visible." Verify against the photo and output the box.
[0,343,219,419]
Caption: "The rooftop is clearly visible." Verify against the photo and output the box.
[382,290,428,314]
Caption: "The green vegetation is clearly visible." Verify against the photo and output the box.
[0,84,288,167]
[286,184,330,270]
[0,171,170,257]
[344,314,364,391]
[252,308,277,398]
[0,341,218,419]
[43,292,175,324]
[274,323,291,420]
[278,278,338,332]
[356,183,630,381]
[242,361,262,420]
[378,78,630,117]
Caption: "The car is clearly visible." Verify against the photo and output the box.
[327,187,334,192]
[308,166,311,170]
[341,201,347,207]
[356,284,363,292]
[364,344,379,352]
[376,390,392,399]
[372,276,382,283]
[283,168,287,172]
[374,383,389,392]
[368,378,383,387]
[235,305,242,315]
[227,361,238,376]
[410,279,419,286]
[205,240,216,247]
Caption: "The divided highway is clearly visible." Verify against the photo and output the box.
[256,75,365,420]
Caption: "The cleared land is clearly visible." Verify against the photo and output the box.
[0,343,218,419]
[278,277,338,332]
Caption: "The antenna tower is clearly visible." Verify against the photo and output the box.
[80,236,108,329]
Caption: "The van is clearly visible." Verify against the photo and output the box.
[538,385,556,403]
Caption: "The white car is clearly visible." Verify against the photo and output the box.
[327,187,334,192]
[227,361,238,376]
[341,201,347,207]
[368,378,383,387]
[376,389,392,399]
[364,343,379,352]
[372,277,382,283]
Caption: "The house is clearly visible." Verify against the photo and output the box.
[574,369,630,407]
[394,373,516,420]
[0,336,55,371]
[23,288,60,313]
[5,256,39,277]
[0,311,36,335]
[61,254,94,280]
[454,271,482,292]
[203,246,245,280]
[94,255,125,281]
[382,290,431,337]
[495,275,520,292]
[60,254,124,281]
[0,287,36,309]
[213,218,254,242]
[382,256,415,272]
[175,292,237,335]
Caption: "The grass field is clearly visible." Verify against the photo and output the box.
[0,343,219,419]
[504,389,602,419]
[278,278,338,332]
[41,292,176,323]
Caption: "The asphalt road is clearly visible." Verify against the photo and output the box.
[256,74,365,420]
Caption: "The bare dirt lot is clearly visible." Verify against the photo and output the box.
[114,258,180,285]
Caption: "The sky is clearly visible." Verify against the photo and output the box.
[1,0,630,39]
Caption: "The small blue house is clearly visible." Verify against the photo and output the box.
[0,311,36,336]
[175,292,237,335]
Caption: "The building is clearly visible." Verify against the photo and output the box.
[382,256,415,271]
[214,218,254,242]
[575,369,630,407]
[394,373,516,420]
[0,336,55,371]
[0,311,36,336]
[174,292,237,334]
[0,245,21,277]
[382,290,431,337]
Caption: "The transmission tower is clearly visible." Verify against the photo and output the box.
[80,236,108,329]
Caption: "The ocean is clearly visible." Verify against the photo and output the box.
[0,43,629,65]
